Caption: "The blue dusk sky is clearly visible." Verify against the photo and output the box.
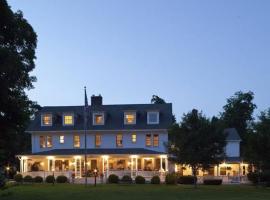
[8,0,270,121]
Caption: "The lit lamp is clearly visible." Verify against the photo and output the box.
[6,166,10,179]
[94,168,98,187]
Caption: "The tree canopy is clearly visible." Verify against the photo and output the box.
[0,0,39,168]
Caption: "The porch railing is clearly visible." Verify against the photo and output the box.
[22,171,73,180]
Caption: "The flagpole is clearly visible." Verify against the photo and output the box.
[84,86,88,187]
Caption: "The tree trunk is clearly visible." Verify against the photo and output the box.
[192,166,197,188]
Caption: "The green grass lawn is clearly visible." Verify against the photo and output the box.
[1,184,270,200]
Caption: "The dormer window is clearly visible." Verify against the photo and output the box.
[63,113,74,126]
[147,111,159,124]
[93,112,104,125]
[41,114,52,126]
[124,112,136,125]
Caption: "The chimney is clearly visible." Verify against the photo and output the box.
[91,95,103,106]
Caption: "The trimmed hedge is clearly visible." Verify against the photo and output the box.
[135,176,145,184]
[108,174,119,184]
[56,175,68,183]
[14,174,23,183]
[203,179,222,185]
[165,173,177,185]
[34,176,43,183]
[121,175,132,184]
[151,175,160,184]
[0,173,6,188]
[45,175,55,183]
[178,176,197,184]
[23,175,33,183]
[248,171,270,186]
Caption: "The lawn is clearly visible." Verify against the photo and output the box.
[1,184,270,200]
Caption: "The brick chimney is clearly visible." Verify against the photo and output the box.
[91,95,103,106]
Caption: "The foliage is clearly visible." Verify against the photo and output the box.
[0,0,40,167]
[135,176,145,184]
[14,174,23,183]
[177,176,197,184]
[121,175,132,184]
[34,176,43,183]
[150,176,160,184]
[165,173,177,185]
[23,175,33,183]
[0,171,6,189]
[107,174,119,184]
[203,179,222,185]
[45,175,55,183]
[56,176,68,183]
[168,109,226,186]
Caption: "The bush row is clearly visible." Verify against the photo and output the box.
[107,174,156,184]
[247,171,270,186]
[13,174,68,183]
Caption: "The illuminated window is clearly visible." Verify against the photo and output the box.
[220,167,227,176]
[74,135,80,148]
[116,134,123,147]
[41,114,52,126]
[63,113,73,125]
[93,112,104,125]
[59,135,64,144]
[124,112,136,124]
[147,112,159,124]
[40,136,46,148]
[47,136,52,148]
[146,134,151,146]
[95,134,101,147]
[153,134,159,147]
[131,134,136,143]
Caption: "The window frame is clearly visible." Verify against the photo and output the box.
[124,111,136,125]
[95,134,102,147]
[92,112,105,125]
[73,135,80,148]
[153,134,159,147]
[62,113,74,126]
[41,113,53,126]
[46,135,53,148]
[59,135,65,144]
[145,134,152,147]
[116,134,123,147]
[147,111,159,124]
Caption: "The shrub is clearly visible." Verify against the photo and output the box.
[45,175,55,183]
[56,175,68,183]
[0,173,6,189]
[108,174,119,184]
[151,175,160,184]
[178,176,197,184]
[203,179,222,185]
[135,176,145,184]
[165,173,177,185]
[34,176,43,183]
[247,172,259,184]
[121,175,132,184]
[23,175,33,183]
[14,174,23,183]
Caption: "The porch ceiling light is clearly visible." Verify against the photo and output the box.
[40,162,44,166]
[46,156,55,160]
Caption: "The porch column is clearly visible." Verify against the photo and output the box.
[19,157,23,173]
[24,159,28,172]
[165,157,168,172]
[102,155,109,179]
[135,157,138,173]
[217,164,219,176]
[160,157,163,171]
[74,158,77,177]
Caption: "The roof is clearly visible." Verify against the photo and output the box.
[27,103,172,132]
[224,128,241,141]
[224,156,242,163]
[27,148,164,156]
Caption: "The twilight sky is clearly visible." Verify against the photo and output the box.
[8,0,270,121]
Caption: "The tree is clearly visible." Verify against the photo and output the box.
[0,0,39,169]
[168,109,226,187]
[245,109,270,171]
[220,91,256,157]
[151,95,176,123]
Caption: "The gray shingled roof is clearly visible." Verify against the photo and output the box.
[27,103,172,132]
[29,148,164,155]
[224,128,241,141]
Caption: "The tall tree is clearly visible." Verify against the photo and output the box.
[245,109,270,171]
[0,0,39,169]
[168,109,226,187]
[220,91,256,157]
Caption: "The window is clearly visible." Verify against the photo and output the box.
[116,134,123,147]
[95,134,101,147]
[59,135,64,144]
[47,136,53,148]
[40,136,46,148]
[220,167,227,176]
[41,114,52,126]
[124,112,136,124]
[146,134,152,146]
[147,112,159,124]
[74,135,80,148]
[63,113,74,125]
[93,112,104,125]
[131,134,136,143]
[153,134,159,147]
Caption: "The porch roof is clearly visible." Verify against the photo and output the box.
[27,148,165,156]
[224,156,242,163]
